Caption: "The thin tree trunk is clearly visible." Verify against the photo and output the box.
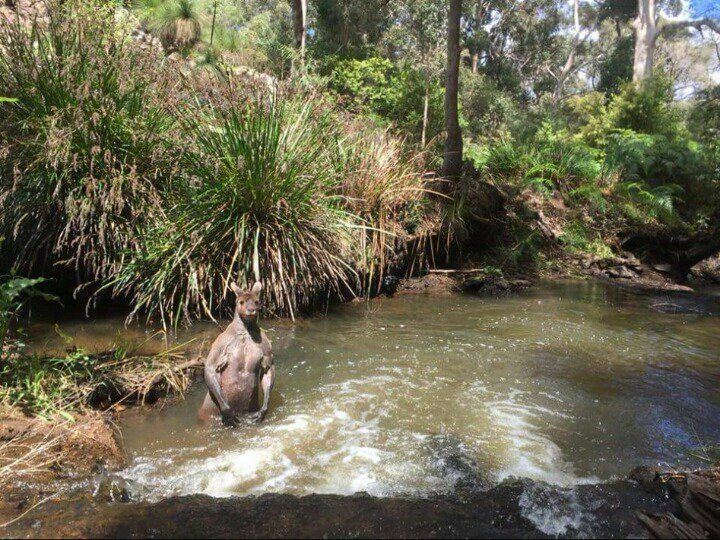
[633,0,656,82]
[421,81,430,147]
[442,0,463,182]
[292,0,307,67]
[471,52,478,73]
[210,1,218,46]
[553,0,580,101]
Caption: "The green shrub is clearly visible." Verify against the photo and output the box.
[0,274,56,355]
[688,85,720,150]
[562,92,612,148]
[329,57,399,114]
[460,69,515,142]
[328,57,444,142]
[0,2,176,284]
[608,75,684,138]
[109,98,356,324]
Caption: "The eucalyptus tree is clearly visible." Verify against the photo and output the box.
[315,0,393,56]
[464,0,567,100]
[443,0,463,181]
[291,0,307,66]
[384,0,446,145]
[632,0,720,81]
[550,0,601,102]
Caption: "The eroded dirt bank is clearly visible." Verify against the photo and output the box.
[1,475,678,539]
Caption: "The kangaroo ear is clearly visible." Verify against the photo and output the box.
[231,282,242,296]
[251,281,262,294]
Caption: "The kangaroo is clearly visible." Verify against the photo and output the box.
[197,281,274,426]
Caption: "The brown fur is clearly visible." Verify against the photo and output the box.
[197,282,274,425]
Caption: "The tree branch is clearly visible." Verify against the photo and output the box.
[656,17,720,41]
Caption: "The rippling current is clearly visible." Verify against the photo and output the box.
[29,280,720,534]
[96,280,717,506]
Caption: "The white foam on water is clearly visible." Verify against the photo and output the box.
[519,483,587,536]
[479,386,599,488]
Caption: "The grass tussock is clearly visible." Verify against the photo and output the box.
[1,341,199,419]
[109,98,359,323]
[0,1,177,287]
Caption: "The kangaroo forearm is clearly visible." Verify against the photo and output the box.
[204,366,229,411]
[260,366,275,411]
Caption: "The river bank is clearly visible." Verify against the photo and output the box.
[0,473,678,538]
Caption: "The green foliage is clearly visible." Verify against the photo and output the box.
[329,57,399,114]
[328,57,444,141]
[609,75,684,138]
[1,349,95,418]
[0,343,195,418]
[562,92,612,147]
[484,138,602,195]
[560,222,613,258]
[688,85,720,150]
[315,0,392,56]
[604,129,716,219]
[0,275,56,354]
[597,35,634,96]
[612,180,683,224]
[0,3,175,284]
[460,69,515,142]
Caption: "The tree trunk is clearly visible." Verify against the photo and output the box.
[421,82,430,147]
[632,0,720,82]
[553,0,580,101]
[442,0,463,181]
[471,52,478,73]
[292,0,307,66]
[632,0,657,82]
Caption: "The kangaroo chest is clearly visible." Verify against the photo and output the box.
[220,335,264,378]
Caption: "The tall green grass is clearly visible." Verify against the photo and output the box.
[0,2,176,286]
[109,98,359,324]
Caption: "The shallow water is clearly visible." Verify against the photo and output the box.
[30,281,720,505]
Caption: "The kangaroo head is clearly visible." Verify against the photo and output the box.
[231,281,263,322]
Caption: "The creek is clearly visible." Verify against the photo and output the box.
[23,280,720,536]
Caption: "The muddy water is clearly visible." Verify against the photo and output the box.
[31,282,720,507]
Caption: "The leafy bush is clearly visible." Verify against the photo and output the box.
[688,85,720,150]
[0,275,56,355]
[562,92,612,148]
[328,57,444,142]
[460,69,515,142]
[329,57,399,114]
[608,75,684,138]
